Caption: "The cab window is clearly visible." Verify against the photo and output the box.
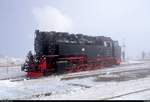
[104,41,112,47]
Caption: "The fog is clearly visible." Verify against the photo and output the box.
[0,0,150,59]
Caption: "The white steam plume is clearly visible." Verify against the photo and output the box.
[33,6,73,32]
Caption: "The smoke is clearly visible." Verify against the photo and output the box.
[33,6,73,32]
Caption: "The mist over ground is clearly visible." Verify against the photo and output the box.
[0,0,150,59]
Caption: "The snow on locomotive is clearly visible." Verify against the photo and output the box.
[21,30,121,78]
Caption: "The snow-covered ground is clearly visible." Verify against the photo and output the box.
[0,60,150,100]
[121,60,143,65]
[0,66,26,80]
[0,56,26,79]
[0,59,143,80]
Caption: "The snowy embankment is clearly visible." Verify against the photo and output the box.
[0,60,150,100]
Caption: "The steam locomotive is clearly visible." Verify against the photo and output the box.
[21,30,121,78]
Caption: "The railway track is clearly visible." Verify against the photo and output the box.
[61,63,149,80]
[61,68,150,80]
[0,75,25,80]
[0,76,27,82]
[0,61,149,100]
[102,87,150,100]
[0,62,146,82]
[0,65,21,68]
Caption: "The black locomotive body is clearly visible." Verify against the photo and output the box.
[22,30,121,78]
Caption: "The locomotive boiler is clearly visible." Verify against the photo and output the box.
[21,30,121,78]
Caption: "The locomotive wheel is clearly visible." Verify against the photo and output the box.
[43,70,49,76]
[77,65,84,72]
[66,68,74,74]
[100,62,104,67]
[75,66,81,72]
[81,65,87,71]
[75,68,79,72]
[86,65,92,71]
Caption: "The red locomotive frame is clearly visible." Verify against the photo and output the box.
[26,54,121,78]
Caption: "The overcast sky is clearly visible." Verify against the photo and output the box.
[0,0,150,58]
